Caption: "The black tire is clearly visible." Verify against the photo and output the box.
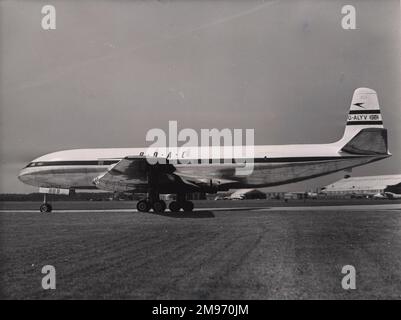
[161,200,167,211]
[169,201,181,212]
[182,201,194,212]
[137,200,150,212]
[152,200,166,213]
[40,203,52,213]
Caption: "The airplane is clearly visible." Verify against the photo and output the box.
[384,192,401,200]
[18,87,391,213]
[373,192,387,199]
[372,192,401,200]
[306,192,319,199]
[282,191,319,200]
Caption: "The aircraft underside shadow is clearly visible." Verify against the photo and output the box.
[145,206,269,218]
[148,210,215,219]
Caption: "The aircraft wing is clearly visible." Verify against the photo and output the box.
[93,156,173,192]
[92,156,233,193]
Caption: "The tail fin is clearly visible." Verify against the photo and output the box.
[339,88,389,155]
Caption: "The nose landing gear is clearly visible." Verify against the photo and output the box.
[40,203,52,213]
[40,194,52,213]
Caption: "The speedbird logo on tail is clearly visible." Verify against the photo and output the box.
[353,102,365,108]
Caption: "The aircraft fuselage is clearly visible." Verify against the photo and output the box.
[18,144,388,192]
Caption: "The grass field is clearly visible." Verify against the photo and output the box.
[1,200,401,299]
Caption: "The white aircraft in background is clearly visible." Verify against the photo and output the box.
[373,192,401,200]
[19,88,391,213]
[384,192,401,200]
[372,192,387,199]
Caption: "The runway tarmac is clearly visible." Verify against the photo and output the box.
[1,203,400,213]
[1,200,401,299]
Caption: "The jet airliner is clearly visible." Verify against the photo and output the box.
[19,88,391,213]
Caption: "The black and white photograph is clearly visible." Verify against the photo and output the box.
[0,0,400,305]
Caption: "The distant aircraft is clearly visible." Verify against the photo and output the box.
[19,88,391,213]
[373,192,387,199]
[384,192,401,200]
[281,191,318,200]
[372,192,401,200]
[306,192,318,199]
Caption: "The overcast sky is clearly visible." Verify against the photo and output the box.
[0,0,400,193]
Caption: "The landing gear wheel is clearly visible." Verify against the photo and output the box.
[169,201,181,212]
[40,203,52,213]
[137,200,150,212]
[152,200,166,213]
[182,201,194,212]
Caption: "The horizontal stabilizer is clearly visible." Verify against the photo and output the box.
[341,128,389,155]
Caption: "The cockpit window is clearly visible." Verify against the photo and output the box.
[25,162,43,168]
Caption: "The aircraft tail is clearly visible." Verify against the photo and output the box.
[338,88,389,155]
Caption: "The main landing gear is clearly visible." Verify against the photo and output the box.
[39,194,52,213]
[168,200,194,212]
[136,192,194,213]
[168,193,194,212]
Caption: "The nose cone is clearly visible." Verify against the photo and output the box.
[18,168,36,186]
